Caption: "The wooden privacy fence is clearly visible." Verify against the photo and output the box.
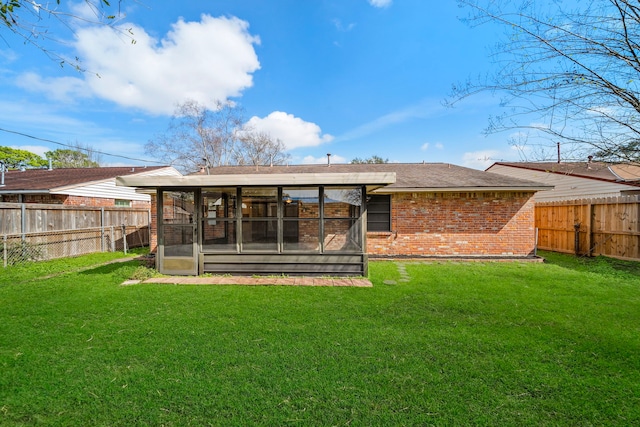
[0,203,151,265]
[0,203,150,234]
[535,196,640,261]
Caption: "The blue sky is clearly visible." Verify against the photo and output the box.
[0,0,519,169]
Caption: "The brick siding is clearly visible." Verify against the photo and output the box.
[149,191,537,257]
[366,191,536,257]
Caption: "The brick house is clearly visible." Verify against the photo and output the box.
[0,166,181,208]
[117,163,551,276]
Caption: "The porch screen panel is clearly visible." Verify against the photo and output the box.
[242,187,278,251]
[283,187,320,252]
[201,188,237,252]
[164,225,194,256]
[324,187,362,253]
[162,191,195,257]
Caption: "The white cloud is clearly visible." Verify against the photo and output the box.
[302,154,347,165]
[16,72,90,102]
[332,19,356,32]
[244,111,334,150]
[10,145,51,157]
[420,142,443,151]
[462,150,502,170]
[21,14,261,115]
[336,99,441,142]
[368,0,392,8]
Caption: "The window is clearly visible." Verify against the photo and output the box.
[367,195,391,232]
[114,199,131,207]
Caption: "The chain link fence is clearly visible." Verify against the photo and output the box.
[2,225,149,267]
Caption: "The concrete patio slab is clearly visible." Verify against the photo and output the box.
[132,276,373,287]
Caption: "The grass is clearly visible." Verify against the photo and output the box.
[0,251,639,426]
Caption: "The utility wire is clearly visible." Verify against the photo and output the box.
[0,126,165,165]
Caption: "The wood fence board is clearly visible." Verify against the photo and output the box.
[535,196,640,260]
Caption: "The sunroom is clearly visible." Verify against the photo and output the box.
[117,171,395,276]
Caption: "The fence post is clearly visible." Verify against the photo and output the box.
[101,207,105,252]
[21,203,26,242]
[122,224,128,254]
[586,203,594,257]
[110,226,115,252]
[3,235,6,268]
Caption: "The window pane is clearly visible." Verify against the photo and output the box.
[283,187,319,218]
[242,188,278,218]
[163,224,194,256]
[202,220,237,252]
[324,219,362,252]
[283,219,319,252]
[367,195,391,232]
[162,191,195,224]
[324,187,361,218]
[242,219,278,251]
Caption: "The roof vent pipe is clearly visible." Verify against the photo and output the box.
[48,159,53,170]
[327,153,331,167]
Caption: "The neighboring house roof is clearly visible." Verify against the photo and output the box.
[0,166,181,201]
[490,161,640,184]
[487,161,640,201]
[117,163,551,193]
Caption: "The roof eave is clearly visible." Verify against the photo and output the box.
[372,186,554,193]
[0,189,52,195]
[117,172,397,188]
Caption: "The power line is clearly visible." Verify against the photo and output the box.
[0,127,165,165]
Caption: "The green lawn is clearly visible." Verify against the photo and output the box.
[1,251,639,426]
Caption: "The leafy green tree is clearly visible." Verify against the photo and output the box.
[0,146,47,169]
[350,155,389,164]
[45,149,100,168]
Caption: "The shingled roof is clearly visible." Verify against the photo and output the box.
[491,161,640,186]
[0,166,170,193]
[120,163,549,192]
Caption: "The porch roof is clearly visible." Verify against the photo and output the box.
[116,171,397,189]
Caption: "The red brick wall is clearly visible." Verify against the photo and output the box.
[150,194,158,252]
[148,190,537,257]
[367,191,537,257]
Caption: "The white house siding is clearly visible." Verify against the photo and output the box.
[53,167,181,201]
[487,164,639,201]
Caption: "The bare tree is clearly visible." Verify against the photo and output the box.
[450,0,640,162]
[235,131,289,166]
[146,100,289,173]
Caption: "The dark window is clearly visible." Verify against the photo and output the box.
[367,195,391,232]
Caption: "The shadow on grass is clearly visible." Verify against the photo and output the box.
[540,250,640,278]
[77,258,143,276]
